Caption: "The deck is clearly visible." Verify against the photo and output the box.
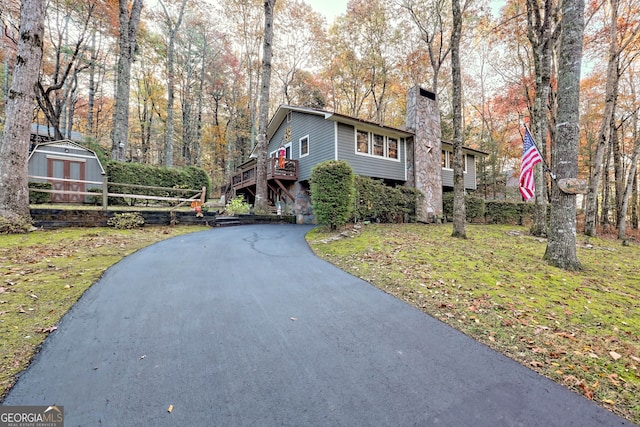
[231,158,298,190]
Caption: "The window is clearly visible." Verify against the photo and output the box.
[373,134,384,156]
[388,138,398,159]
[356,129,401,160]
[357,130,369,154]
[442,151,452,169]
[300,135,309,157]
[286,111,293,123]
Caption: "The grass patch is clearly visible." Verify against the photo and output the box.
[307,223,640,424]
[0,225,209,400]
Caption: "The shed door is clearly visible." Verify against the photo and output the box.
[48,158,85,203]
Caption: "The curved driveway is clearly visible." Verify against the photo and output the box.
[3,224,633,426]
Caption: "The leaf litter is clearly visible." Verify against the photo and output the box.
[308,223,640,424]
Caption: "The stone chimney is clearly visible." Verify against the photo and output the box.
[405,86,442,222]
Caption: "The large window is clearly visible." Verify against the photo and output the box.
[300,135,309,157]
[355,130,401,161]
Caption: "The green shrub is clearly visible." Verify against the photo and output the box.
[442,192,486,222]
[107,212,145,229]
[87,188,102,205]
[310,160,355,230]
[105,162,211,206]
[29,182,52,204]
[225,195,251,216]
[352,176,421,223]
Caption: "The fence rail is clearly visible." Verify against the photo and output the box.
[28,174,207,210]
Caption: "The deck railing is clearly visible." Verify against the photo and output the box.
[231,158,298,190]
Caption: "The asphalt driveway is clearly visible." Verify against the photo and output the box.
[3,224,634,426]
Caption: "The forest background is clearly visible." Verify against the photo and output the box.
[0,0,639,236]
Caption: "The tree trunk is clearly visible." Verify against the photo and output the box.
[584,0,619,236]
[112,0,143,161]
[451,0,466,238]
[87,31,98,137]
[618,137,640,240]
[543,0,583,270]
[0,0,45,232]
[526,0,558,237]
[254,0,276,213]
[161,0,188,167]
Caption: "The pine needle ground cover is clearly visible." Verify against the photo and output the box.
[307,224,640,424]
[0,226,208,399]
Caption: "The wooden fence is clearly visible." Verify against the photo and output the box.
[28,175,207,210]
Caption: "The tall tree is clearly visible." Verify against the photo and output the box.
[159,0,188,166]
[544,0,584,270]
[526,0,560,237]
[450,0,466,238]
[36,0,94,141]
[400,0,452,94]
[111,0,143,161]
[0,0,45,232]
[254,0,276,213]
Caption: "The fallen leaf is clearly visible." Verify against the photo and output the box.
[578,381,594,399]
[629,355,640,363]
[38,326,58,334]
[167,405,173,413]
[609,351,622,361]
[602,399,615,405]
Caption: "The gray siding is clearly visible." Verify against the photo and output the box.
[268,112,335,181]
[28,142,103,186]
[441,153,477,190]
[336,123,406,181]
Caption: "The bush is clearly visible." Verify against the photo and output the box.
[107,212,145,229]
[442,192,486,222]
[105,162,211,206]
[310,160,355,230]
[225,195,251,216]
[352,176,421,223]
[29,182,52,204]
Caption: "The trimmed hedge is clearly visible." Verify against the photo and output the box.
[442,192,537,225]
[105,161,211,206]
[310,160,355,229]
[29,182,52,204]
[353,176,421,223]
[442,192,485,222]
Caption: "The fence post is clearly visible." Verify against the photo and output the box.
[200,186,207,204]
[102,174,108,211]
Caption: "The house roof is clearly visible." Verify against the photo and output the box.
[267,105,414,140]
[28,139,106,174]
[441,140,489,156]
[31,123,85,142]
[263,104,487,157]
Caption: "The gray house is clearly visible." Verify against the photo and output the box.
[228,87,485,223]
[28,140,104,203]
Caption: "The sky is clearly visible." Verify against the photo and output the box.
[304,0,348,23]
[303,0,507,24]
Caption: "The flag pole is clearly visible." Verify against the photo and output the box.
[523,124,556,181]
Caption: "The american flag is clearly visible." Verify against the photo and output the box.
[519,128,543,201]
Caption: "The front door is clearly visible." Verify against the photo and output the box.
[48,158,85,203]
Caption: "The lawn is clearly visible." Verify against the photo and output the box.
[307,223,640,424]
[0,225,209,400]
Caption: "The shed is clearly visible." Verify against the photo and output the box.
[28,140,105,203]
